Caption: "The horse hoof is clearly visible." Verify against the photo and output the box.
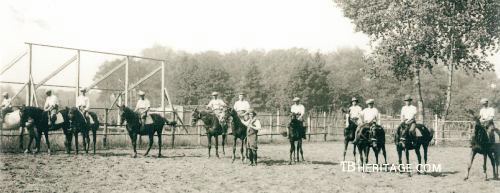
[463,177,468,181]
[133,154,137,158]
[47,150,52,155]
[157,154,162,158]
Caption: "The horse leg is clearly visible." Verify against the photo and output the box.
[482,154,489,180]
[74,131,79,155]
[415,145,422,174]
[240,139,245,163]
[299,140,304,162]
[375,148,379,165]
[353,142,357,163]
[232,138,237,163]
[26,132,33,154]
[19,127,24,151]
[405,148,411,176]
[423,143,429,164]
[215,135,220,158]
[487,153,497,180]
[44,130,51,155]
[222,134,226,156]
[144,133,153,156]
[295,141,300,162]
[207,135,212,158]
[34,130,41,154]
[254,150,258,166]
[92,129,97,155]
[357,146,363,166]
[131,134,138,158]
[343,139,348,161]
[289,141,294,165]
[365,146,370,164]
[83,131,89,154]
[382,144,387,164]
[397,146,402,165]
[464,151,477,180]
[157,130,163,158]
[65,132,72,154]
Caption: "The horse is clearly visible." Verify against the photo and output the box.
[464,110,498,180]
[226,108,248,163]
[341,108,358,161]
[191,107,226,158]
[19,106,70,154]
[355,124,387,165]
[85,111,100,154]
[66,107,90,154]
[117,105,175,158]
[395,122,433,176]
[287,112,305,164]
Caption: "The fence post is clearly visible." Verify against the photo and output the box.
[307,115,311,142]
[276,110,280,135]
[103,108,108,147]
[171,109,176,148]
[434,114,438,145]
[323,111,327,141]
[270,113,273,142]
[197,125,201,146]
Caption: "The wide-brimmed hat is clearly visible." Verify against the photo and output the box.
[45,90,52,94]
[480,98,489,104]
[211,92,219,96]
[2,92,8,97]
[138,91,145,96]
[352,97,358,102]
[366,99,374,104]
[403,95,413,101]
[292,97,300,102]
[238,92,245,96]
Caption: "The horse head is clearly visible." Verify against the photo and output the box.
[116,104,133,125]
[191,107,200,126]
[19,106,42,128]
[397,125,409,149]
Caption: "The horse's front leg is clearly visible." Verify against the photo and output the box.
[365,146,370,164]
[131,133,138,158]
[415,145,422,174]
[222,133,226,156]
[397,146,403,165]
[487,153,497,180]
[343,139,349,161]
[232,138,237,163]
[207,135,212,158]
[19,126,25,151]
[405,148,411,176]
[299,140,304,162]
[34,130,42,154]
[92,129,97,155]
[215,135,220,158]
[157,130,163,158]
[44,130,51,155]
[382,144,387,164]
[289,141,295,165]
[483,154,488,180]
[240,139,245,163]
[464,151,477,180]
[74,131,79,155]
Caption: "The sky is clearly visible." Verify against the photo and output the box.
[0,0,499,88]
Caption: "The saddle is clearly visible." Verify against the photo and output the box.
[49,112,64,125]
[139,114,154,125]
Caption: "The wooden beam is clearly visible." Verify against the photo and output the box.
[85,59,126,91]
[127,66,162,91]
[124,57,129,106]
[0,51,27,76]
[34,54,77,89]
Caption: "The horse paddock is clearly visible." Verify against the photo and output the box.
[0,142,498,193]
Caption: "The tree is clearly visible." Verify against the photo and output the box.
[239,62,266,111]
[286,53,331,112]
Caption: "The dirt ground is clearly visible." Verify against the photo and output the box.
[0,142,498,193]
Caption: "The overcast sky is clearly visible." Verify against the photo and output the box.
[1,0,499,88]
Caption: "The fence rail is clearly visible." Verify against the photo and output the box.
[1,109,488,152]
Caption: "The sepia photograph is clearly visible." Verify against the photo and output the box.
[0,0,499,192]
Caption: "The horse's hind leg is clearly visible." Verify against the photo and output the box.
[92,129,97,155]
[222,134,226,156]
[44,131,51,155]
[215,135,220,158]
[130,134,138,158]
[240,139,245,163]
[415,146,422,174]
[82,131,89,154]
[74,131,79,155]
[232,138,237,163]
[423,143,429,164]
[487,153,497,180]
[289,141,295,165]
[382,144,387,164]
[343,140,348,161]
[144,133,154,156]
[157,130,163,157]
[299,140,304,162]
[19,127,24,151]
[464,151,477,180]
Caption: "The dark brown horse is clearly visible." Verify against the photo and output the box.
[226,108,248,163]
[287,113,305,164]
[464,110,498,180]
[395,123,433,176]
[118,105,175,158]
[19,106,70,154]
[85,111,100,154]
[191,107,226,158]
[67,107,90,154]
[341,108,358,161]
[356,124,387,165]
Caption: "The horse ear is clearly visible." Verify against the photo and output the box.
[194,106,198,112]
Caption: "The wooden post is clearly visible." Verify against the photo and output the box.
[161,60,166,117]
[124,57,129,106]
[27,44,32,106]
[103,108,108,147]
[434,114,439,145]
[307,115,311,141]
[171,108,176,148]
[197,124,201,146]
[276,110,280,134]
[270,113,273,142]
[323,111,327,141]
[76,50,80,98]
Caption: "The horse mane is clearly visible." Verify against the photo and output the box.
[121,106,140,124]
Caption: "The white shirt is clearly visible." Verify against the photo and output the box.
[349,105,362,118]
[480,107,495,121]
[245,118,262,131]
[76,95,90,110]
[401,105,417,122]
[291,104,305,115]
[135,99,151,111]
[1,98,12,108]
[361,107,379,124]
[44,95,59,110]
[207,99,226,110]
[234,100,250,112]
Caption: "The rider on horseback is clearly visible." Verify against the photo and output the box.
[398,95,418,144]
[43,90,59,125]
[134,91,150,129]
[347,97,362,127]
[1,92,13,120]
[207,91,227,122]
[233,92,250,117]
[478,98,500,142]
[290,97,306,140]
[76,88,91,123]
[353,99,380,144]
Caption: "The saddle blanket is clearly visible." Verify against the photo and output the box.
[144,115,154,124]
[50,113,64,125]
[415,128,422,137]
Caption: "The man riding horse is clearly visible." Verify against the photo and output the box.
[76,88,91,122]
[44,90,59,125]
[290,97,306,140]
[1,92,13,120]
[207,92,228,131]
[347,97,362,128]
[233,92,250,117]
[477,98,500,143]
[353,99,380,144]
[398,95,418,145]
[134,90,150,129]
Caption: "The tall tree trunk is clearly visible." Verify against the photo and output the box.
[415,67,425,124]
[444,62,453,120]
